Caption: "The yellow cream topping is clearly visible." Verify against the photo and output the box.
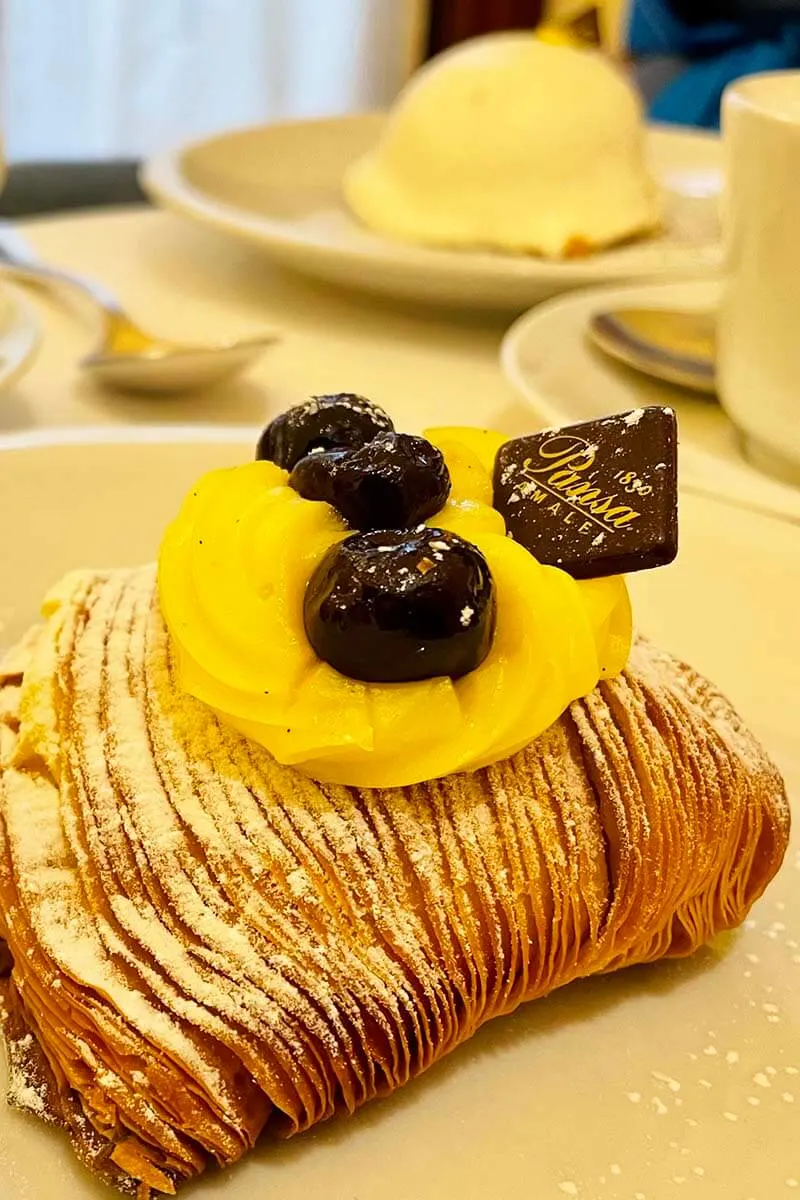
[158,428,632,788]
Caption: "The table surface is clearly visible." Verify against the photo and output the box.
[0,206,797,1200]
[6,207,530,436]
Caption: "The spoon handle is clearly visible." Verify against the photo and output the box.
[0,221,128,320]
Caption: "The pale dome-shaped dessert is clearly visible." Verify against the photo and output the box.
[344,33,661,259]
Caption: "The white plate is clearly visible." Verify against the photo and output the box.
[0,283,40,393]
[0,429,798,1200]
[142,115,722,313]
[501,279,800,525]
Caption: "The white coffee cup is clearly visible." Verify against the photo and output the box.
[719,72,800,485]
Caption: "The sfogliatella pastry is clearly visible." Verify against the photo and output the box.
[344,33,661,258]
[0,397,789,1196]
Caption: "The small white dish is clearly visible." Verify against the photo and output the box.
[0,282,40,392]
[142,114,723,313]
[502,279,800,524]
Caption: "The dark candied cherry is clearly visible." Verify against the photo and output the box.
[289,449,349,504]
[303,527,496,683]
[256,393,393,470]
[329,431,451,531]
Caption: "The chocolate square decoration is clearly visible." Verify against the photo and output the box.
[493,407,678,579]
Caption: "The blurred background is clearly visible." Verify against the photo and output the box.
[3,0,800,215]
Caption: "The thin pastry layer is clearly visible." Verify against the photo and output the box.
[0,566,789,1196]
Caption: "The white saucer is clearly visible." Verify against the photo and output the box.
[0,282,40,392]
[502,279,800,524]
[142,115,722,313]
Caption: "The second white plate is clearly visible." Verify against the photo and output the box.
[501,279,800,524]
[142,114,722,313]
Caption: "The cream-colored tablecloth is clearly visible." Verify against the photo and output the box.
[5,207,529,435]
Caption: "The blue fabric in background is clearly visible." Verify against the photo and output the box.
[628,1,800,127]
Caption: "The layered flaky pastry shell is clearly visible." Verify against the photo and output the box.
[0,566,789,1196]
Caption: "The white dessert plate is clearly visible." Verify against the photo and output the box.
[0,283,40,393]
[142,114,722,313]
[0,427,797,1200]
[502,279,800,526]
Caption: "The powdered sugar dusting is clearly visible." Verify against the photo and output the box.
[0,569,791,1194]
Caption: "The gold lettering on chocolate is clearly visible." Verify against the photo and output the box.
[589,496,610,515]
[565,483,603,504]
[517,438,642,535]
[604,508,639,528]
[525,435,597,475]
[549,468,583,488]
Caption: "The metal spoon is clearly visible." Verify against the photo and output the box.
[588,307,716,394]
[0,226,277,393]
